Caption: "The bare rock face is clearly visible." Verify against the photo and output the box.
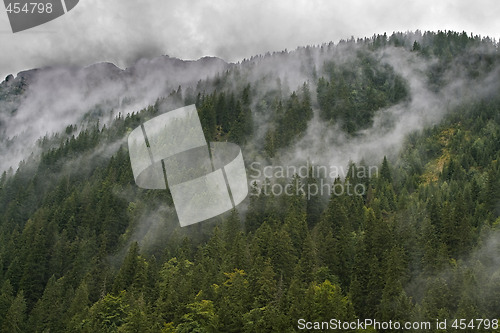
[4,74,14,83]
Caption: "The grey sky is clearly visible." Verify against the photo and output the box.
[0,0,499,79]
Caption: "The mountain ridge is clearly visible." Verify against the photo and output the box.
[1,55,229,87]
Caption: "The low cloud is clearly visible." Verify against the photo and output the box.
[0,0,499,80]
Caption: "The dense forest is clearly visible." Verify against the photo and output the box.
[0,30,498,332]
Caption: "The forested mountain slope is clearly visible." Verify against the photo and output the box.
[0,31,498,332]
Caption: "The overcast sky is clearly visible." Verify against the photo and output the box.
[0,0,499,79]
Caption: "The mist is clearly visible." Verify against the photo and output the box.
[242,40,500,183]
[1,0,499,81]
[0,56,228,172]
[1,31,498,250]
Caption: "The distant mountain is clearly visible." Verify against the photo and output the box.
[0,55,229,171]
[2,55,228,86]
[0,55,229,109]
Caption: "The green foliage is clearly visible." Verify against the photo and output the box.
[317,51,409,133]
